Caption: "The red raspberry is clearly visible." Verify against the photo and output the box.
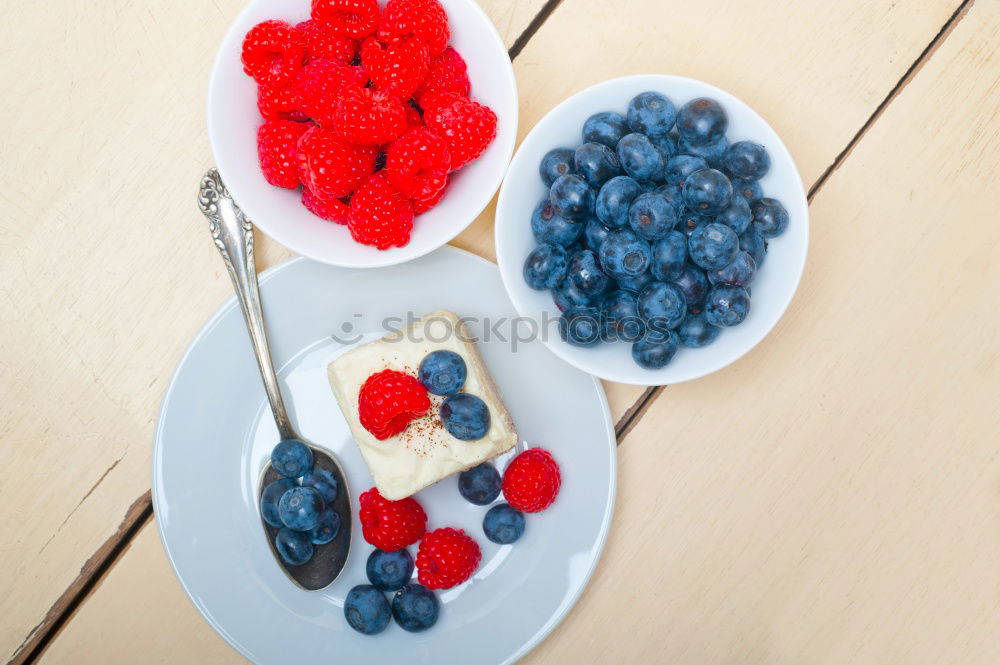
[296,127,377,199]
[241,20,305,87]
[311,0,380,39]
[335,87,408,145]
[296,19,357,64]
[302,187,350,224]
[359,487,427,551]
[379,0,449,56]
[416,528,481,590]
[257,85,310,122]
[414,47,469,105]
[404,102,424,130]
[292,60,368,127]
[348,173,415,249]
[386,128,451,201]
[423,92,497,170]
[360,35,429,100]
[502,448,561,513]
[412,182,447,214]
[358,367,430,438]
[257,119,310,189]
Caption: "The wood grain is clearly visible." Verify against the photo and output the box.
[28,0,1000,663]
[0,1,548,661]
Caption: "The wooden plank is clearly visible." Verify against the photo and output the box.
[519,3,1000,663]
[32,0,997,663]
[0,1,548,661]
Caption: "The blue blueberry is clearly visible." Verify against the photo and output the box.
[675,211,710,238]
[631,330,680,369]
[679,134,728,169]
[344,585,392,635]
[651,231,687,281]
[559,306,603,347]
[300,468,338,505]
[275,527,314,566]
[483,503,526,544]
[574,142,622,187]
[418,350,467,396]
[714,194,752,235]
[552,278,595,311]
[732,178,763,202]
[651,134,678,162]
[530,199,583,247]
[676,97,728,145]
[652,183,684,212]
[663,154,708,187]
[704,285,751,327]
[539,147,575,186]
[601,289,645,342]
[568,249,610,296]
[584,216,611,252]
[616,133,664,183]
[458,462,502,505]
[440,393,490,440]
[638,281,687,332]
[523,243,568,290]
[723,141,770,180]
[672,263,710,313]
[677,312,722,348]
[271,439,313,478]
[309,507,341,545]
[392,584,439,632]
[550,173,594,220]
[367,549,414,591]
[628,192,678,242]
[626,91,676,138]
[739,227,768,267]
[596,176,643,228]
[278,486,325,531]
[583,111,629,148]
[598,229,651,279]
[260,478,296,527]
[688,222,739,271]
[614,270,656,294]
[750,197,789,238]
[708,250,756,287]
[681,169,733,216]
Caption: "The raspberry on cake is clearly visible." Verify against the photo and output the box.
[328,310,517,500]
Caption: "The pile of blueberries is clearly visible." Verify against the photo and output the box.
[344,551,439,635]
[260,439,341,566]
[522,91,790,369]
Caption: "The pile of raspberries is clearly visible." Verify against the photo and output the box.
[241,0,498,249]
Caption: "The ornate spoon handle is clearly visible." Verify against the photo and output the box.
[197,169,296,441]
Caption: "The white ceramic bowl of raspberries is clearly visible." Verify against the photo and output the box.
[208,0,517,268]
[495,74,809,386]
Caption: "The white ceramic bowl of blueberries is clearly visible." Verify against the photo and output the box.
[495,74,809,385]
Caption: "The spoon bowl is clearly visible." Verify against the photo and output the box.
[198,169,351,589]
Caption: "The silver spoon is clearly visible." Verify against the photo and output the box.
[197,169,350,590]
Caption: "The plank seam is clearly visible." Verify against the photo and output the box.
[508,0,566,60]
[8,493,153,665]
[807,0,975,201]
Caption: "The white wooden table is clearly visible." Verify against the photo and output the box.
[2,0,998,663]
